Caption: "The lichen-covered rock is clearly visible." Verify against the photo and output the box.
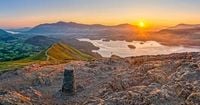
[83,97,105,105]
[186,92,200,105]
[0,90,32,105]
[0,52,200,104]
[147,69,168,84]
[32,76,52,86]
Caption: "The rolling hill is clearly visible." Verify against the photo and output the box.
[25,35,58,48]
[0,29,42,62]
[148,24,200,46]
[0,29,9,35]
[0,29,15,41]
[158,24,200,34]
[168,24,200,30]
[47,42,93,61]
[0,42,93,71]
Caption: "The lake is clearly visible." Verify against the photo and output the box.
[78,38,200,57]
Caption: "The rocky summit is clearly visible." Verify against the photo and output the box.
[0,52,200,105]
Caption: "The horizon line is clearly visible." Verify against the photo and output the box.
[1,21,200,29]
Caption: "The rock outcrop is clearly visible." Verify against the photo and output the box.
[0,52,200,104]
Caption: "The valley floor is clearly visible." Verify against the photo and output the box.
[0,52,200,105]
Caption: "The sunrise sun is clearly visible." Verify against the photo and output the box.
[138,21,145,28]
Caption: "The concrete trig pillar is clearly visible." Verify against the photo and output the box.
[62,69,76,95]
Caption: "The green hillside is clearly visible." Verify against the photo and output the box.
[0,50,47,72]
[0,42,93,72]
[47,42,93,61]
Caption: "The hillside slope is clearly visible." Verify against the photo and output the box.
[0,29,15,41]
[0,42,93,71]
[47,42,93,61]
[25,36,58,48]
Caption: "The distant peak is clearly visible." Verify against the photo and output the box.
[176,23,200,27]
[176,23,190,26]
[168,23,200,30]
[0,29,5,32]
[54,21,81,26]
[56,21,65,23]
[117,23,131,26]
[55,21,67,25]
[116,23,136,28]
[178,23,187,25]
[67,22,77,24]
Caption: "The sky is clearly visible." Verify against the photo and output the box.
[0,0,200,28]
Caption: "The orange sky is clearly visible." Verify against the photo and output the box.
[1,0,200,29]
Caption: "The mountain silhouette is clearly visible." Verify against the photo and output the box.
[27,21,136,34]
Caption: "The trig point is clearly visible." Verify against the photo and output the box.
[62,69,76,95]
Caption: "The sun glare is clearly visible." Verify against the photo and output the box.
[138,21,145,28]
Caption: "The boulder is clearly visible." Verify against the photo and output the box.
[147,69,168,84]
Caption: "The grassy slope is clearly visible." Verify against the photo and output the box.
[0,42,93,72]
[0,50,47,72]
[47,42,93,61]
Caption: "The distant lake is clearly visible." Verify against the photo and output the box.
[78,38,200,57]
[5,30,20,34]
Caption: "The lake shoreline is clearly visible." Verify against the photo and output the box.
[78,38,200,58]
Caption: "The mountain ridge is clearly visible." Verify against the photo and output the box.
[46,42,93,61]
[163,23,200,31]
[158,23,200,34]
[0,42,93,70]
[27,21,137,34]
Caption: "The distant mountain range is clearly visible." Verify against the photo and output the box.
[26,21,136,35]
[168,24,200,30]
[158,24,200,35]
[148,23,200,46]
[7,27,31,33]
[24,35,58,48]
[2,22,200,35]
[1,22,200,46]
[0,22,200,67]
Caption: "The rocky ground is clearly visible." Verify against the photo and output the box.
[1,52,200,105]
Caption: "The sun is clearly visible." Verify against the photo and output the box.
[138,21,145,28]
